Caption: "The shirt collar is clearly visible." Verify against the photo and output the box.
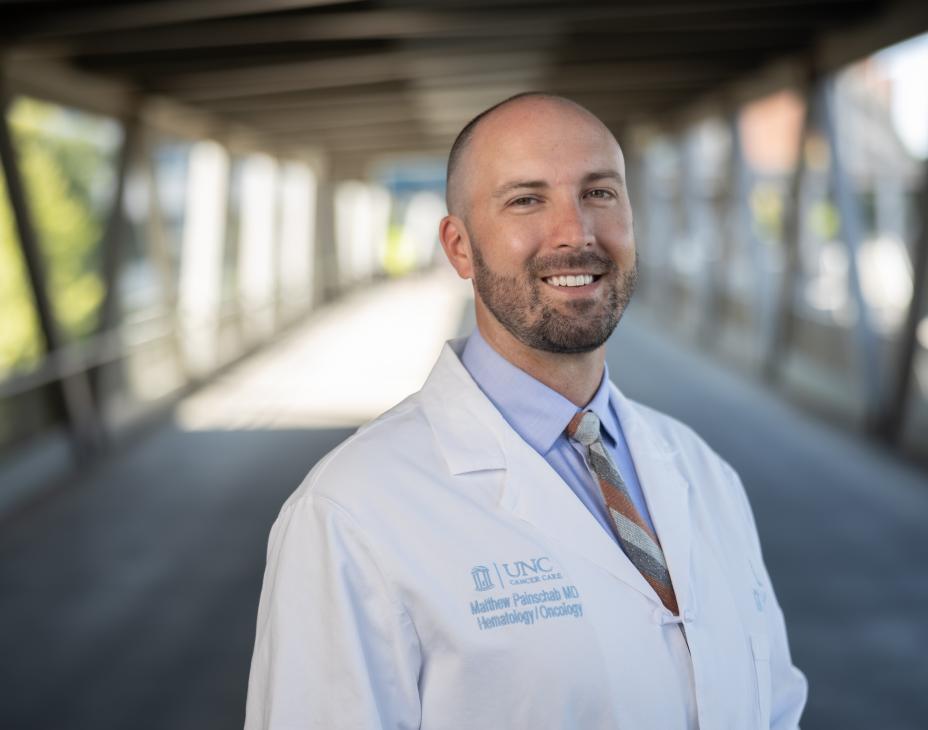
[460,328,619,454]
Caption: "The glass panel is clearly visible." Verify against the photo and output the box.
[0,171,44,378]
[372,157,444,276]
[277,161,316,320]
[7,96,120,343]
[0,168,55,454]
[239,153,278,342]
[109,136,192,420]
[177,140,229,375]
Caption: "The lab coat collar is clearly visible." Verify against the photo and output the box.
[609,380,693,614]
[419,338,510,475]
[420,339,693,612]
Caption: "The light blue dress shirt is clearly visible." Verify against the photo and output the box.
[460,329,657,544]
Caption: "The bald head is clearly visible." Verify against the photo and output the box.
[445,93,621,217]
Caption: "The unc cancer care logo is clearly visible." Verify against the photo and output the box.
[468,557,583,631]
[471,565,494,591]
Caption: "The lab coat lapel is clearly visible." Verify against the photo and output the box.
[419,340,662,605]
[498,426,659,604]
[611,384,694,614]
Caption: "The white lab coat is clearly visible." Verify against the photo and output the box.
[245,338,807,729]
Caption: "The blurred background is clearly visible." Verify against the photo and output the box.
[1,1,927,728]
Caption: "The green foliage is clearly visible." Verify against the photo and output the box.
[0,175,42,376]
[750,182,784,242]
[0,97,114,378]
[383,222,417,277]
[808,201,840,240]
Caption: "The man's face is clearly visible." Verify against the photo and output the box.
[456,99,638,355]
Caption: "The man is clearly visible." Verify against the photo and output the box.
[244,93,807,729]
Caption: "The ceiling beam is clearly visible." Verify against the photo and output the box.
[153,49,551,102]
[8,0,878,45]
[7,2,859,59]
[670,0,928,130]
[9,0,362,39]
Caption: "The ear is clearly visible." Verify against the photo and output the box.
[439,214,474,279]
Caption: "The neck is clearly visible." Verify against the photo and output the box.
[476,310,605,407]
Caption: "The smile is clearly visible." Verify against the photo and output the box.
[542,274,599,287]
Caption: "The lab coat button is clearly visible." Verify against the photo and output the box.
[653,608,684,626]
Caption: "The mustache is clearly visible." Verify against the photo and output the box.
[527,250,618,276]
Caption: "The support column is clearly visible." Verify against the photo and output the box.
[313,174,338,305]
[678,132,703,334]
[92,109,142,395]
[179,140,230,371]
[729,108,773,365]
[142,132,188,380]
[822,77,882,426]
[765,79,815,382]
[624,132,650,295]
[0,88,103,458]
[874,156,928,442]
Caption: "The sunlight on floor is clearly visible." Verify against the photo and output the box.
[174,265,472,431]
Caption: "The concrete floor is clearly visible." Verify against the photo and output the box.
[1,272,927,729]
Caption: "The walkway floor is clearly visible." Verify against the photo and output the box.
[1,266,926,730]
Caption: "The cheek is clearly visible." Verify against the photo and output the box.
[475,221,544,268]
[594,215,635,256]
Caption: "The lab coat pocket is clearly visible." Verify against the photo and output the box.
[750,632,771,728]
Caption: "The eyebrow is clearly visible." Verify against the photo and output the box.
[491,179,547,199]
[584,170,625,185]
[491,170,625,199]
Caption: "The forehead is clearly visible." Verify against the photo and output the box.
[465,99,624,190]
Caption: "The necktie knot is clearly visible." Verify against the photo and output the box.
[567,410,601,446]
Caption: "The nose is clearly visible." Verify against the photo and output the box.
[551,198,592,249]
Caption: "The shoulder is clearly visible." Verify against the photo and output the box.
[624,395,762,546]
[626,396,732,471]
[282,389,443,515]
[623,394,750,500]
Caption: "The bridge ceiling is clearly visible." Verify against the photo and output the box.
[1,0,926,158]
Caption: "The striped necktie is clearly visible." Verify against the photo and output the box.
[567,410,679,615]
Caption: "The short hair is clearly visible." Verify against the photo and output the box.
[445,92,580,216]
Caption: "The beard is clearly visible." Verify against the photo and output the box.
[470,238,638,354]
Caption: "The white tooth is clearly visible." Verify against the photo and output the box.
[557,276,567,286]
[566,275,576,286]
[583,275,592,285]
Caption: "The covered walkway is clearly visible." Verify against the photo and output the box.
[2,2,928,729]
[2,268,927,730]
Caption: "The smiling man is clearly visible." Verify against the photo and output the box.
[244,93,807,730]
